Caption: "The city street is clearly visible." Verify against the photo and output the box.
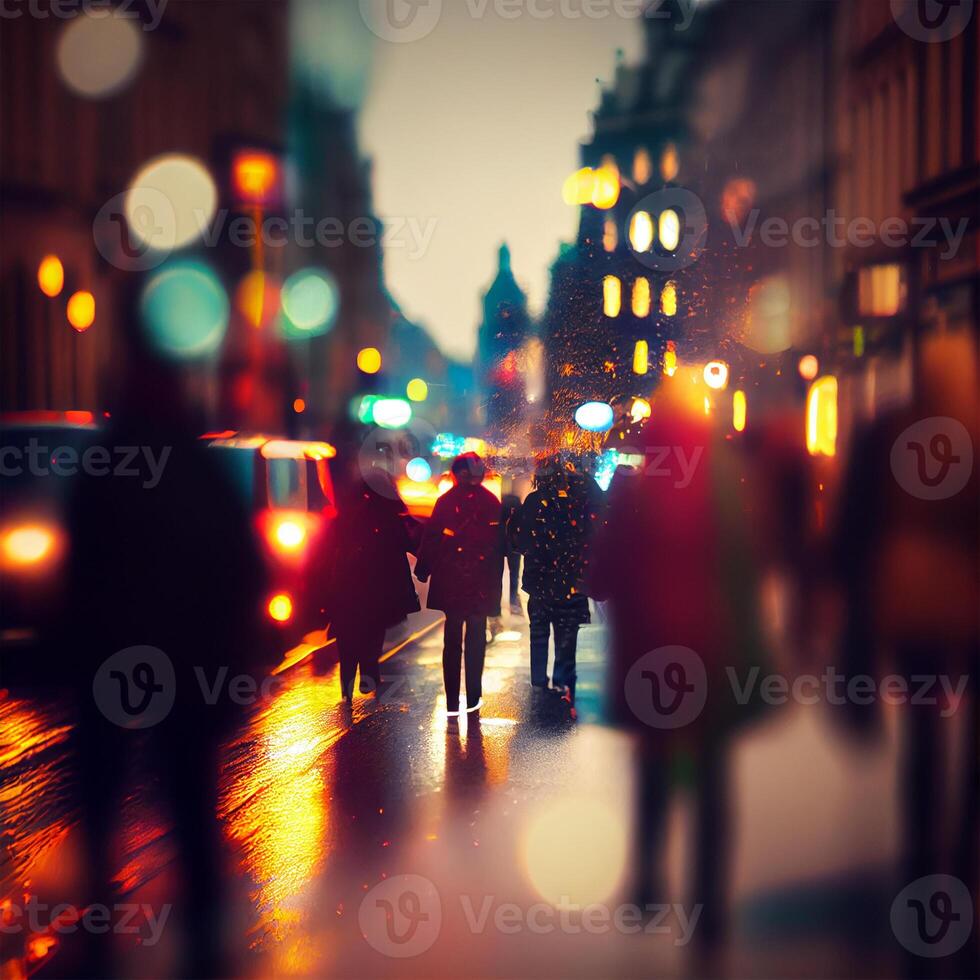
[1,577,910,980]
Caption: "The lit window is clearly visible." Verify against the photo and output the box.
[632,278,651,317]
[634,147,652,185]
[806,376,838,457]
[660,280,677,316]
[603,276,621,317]
[632,339,649,375]
[603,218,617,253]
[732,390,747,432]
[659,210,680,252]
[858,264,904,317]
[629,211,654,252]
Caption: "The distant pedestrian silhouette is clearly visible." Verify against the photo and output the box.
[511,456,603,713]
[312,450,420,700]
[415,453,504,719]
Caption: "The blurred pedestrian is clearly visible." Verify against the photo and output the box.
[833,330,978,976]
[511,456,603,714]
[591,377,769,947]
[312,451,420,701]
[415,453,504,719]
[64,330,268,979]
[501,489,524,616]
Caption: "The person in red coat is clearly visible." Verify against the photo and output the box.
[415,453,504,718]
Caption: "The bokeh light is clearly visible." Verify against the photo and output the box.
[406,378,428,402]
[66,291,95,332]
[630,397,652,422]
[280,268,339,337]
[704,360,730,390]
[591,158,620,209]
[798,354,819,381]
[235,271,281,329]
[575,401,614,432]
[357,347,382,373]
[660,142,680,181]
[141,260,229,358]
[372,398,412,430]
[1,525,56,567]
[126,154,217,253]
[521,798,627,907]
[406,457,432,482]
[293,398,306,414]
[57,10,144,98]
[268,593,293,623]
[37,256,64,298]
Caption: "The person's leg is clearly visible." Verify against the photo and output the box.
[358,621,386,693]
[692,741,730,947]
[527,597,551,687]
[336,627,357,699]
[553,621,579,701]
[462,614,487,709]
[634,742,670,907]
[507,552,522,609]
[442,614,464,713]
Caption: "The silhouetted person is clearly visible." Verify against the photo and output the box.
[834,331,978,978]
[63,336,267,978]
[591,378,767,949]
[501,490,523,616]
[511,456,603,713]
[415,453,504,719]
[312,452,420,701]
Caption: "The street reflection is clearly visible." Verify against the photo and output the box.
[219,664,345,967]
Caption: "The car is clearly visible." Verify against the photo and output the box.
[205,434,338,644]
[0,411,100,677]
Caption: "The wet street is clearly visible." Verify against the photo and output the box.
[1,578,913,980]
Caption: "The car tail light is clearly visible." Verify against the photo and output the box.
[0,524,60,571]
[267,593,293,623]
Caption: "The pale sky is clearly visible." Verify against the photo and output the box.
[360,5,643,360]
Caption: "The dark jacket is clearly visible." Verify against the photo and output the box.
[512,473,603,603]
[312,478,420,631]
[416,483,505,616]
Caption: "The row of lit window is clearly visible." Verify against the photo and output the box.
[603,209,681,254]
[603,276,677,318]
[633,144,679,186]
